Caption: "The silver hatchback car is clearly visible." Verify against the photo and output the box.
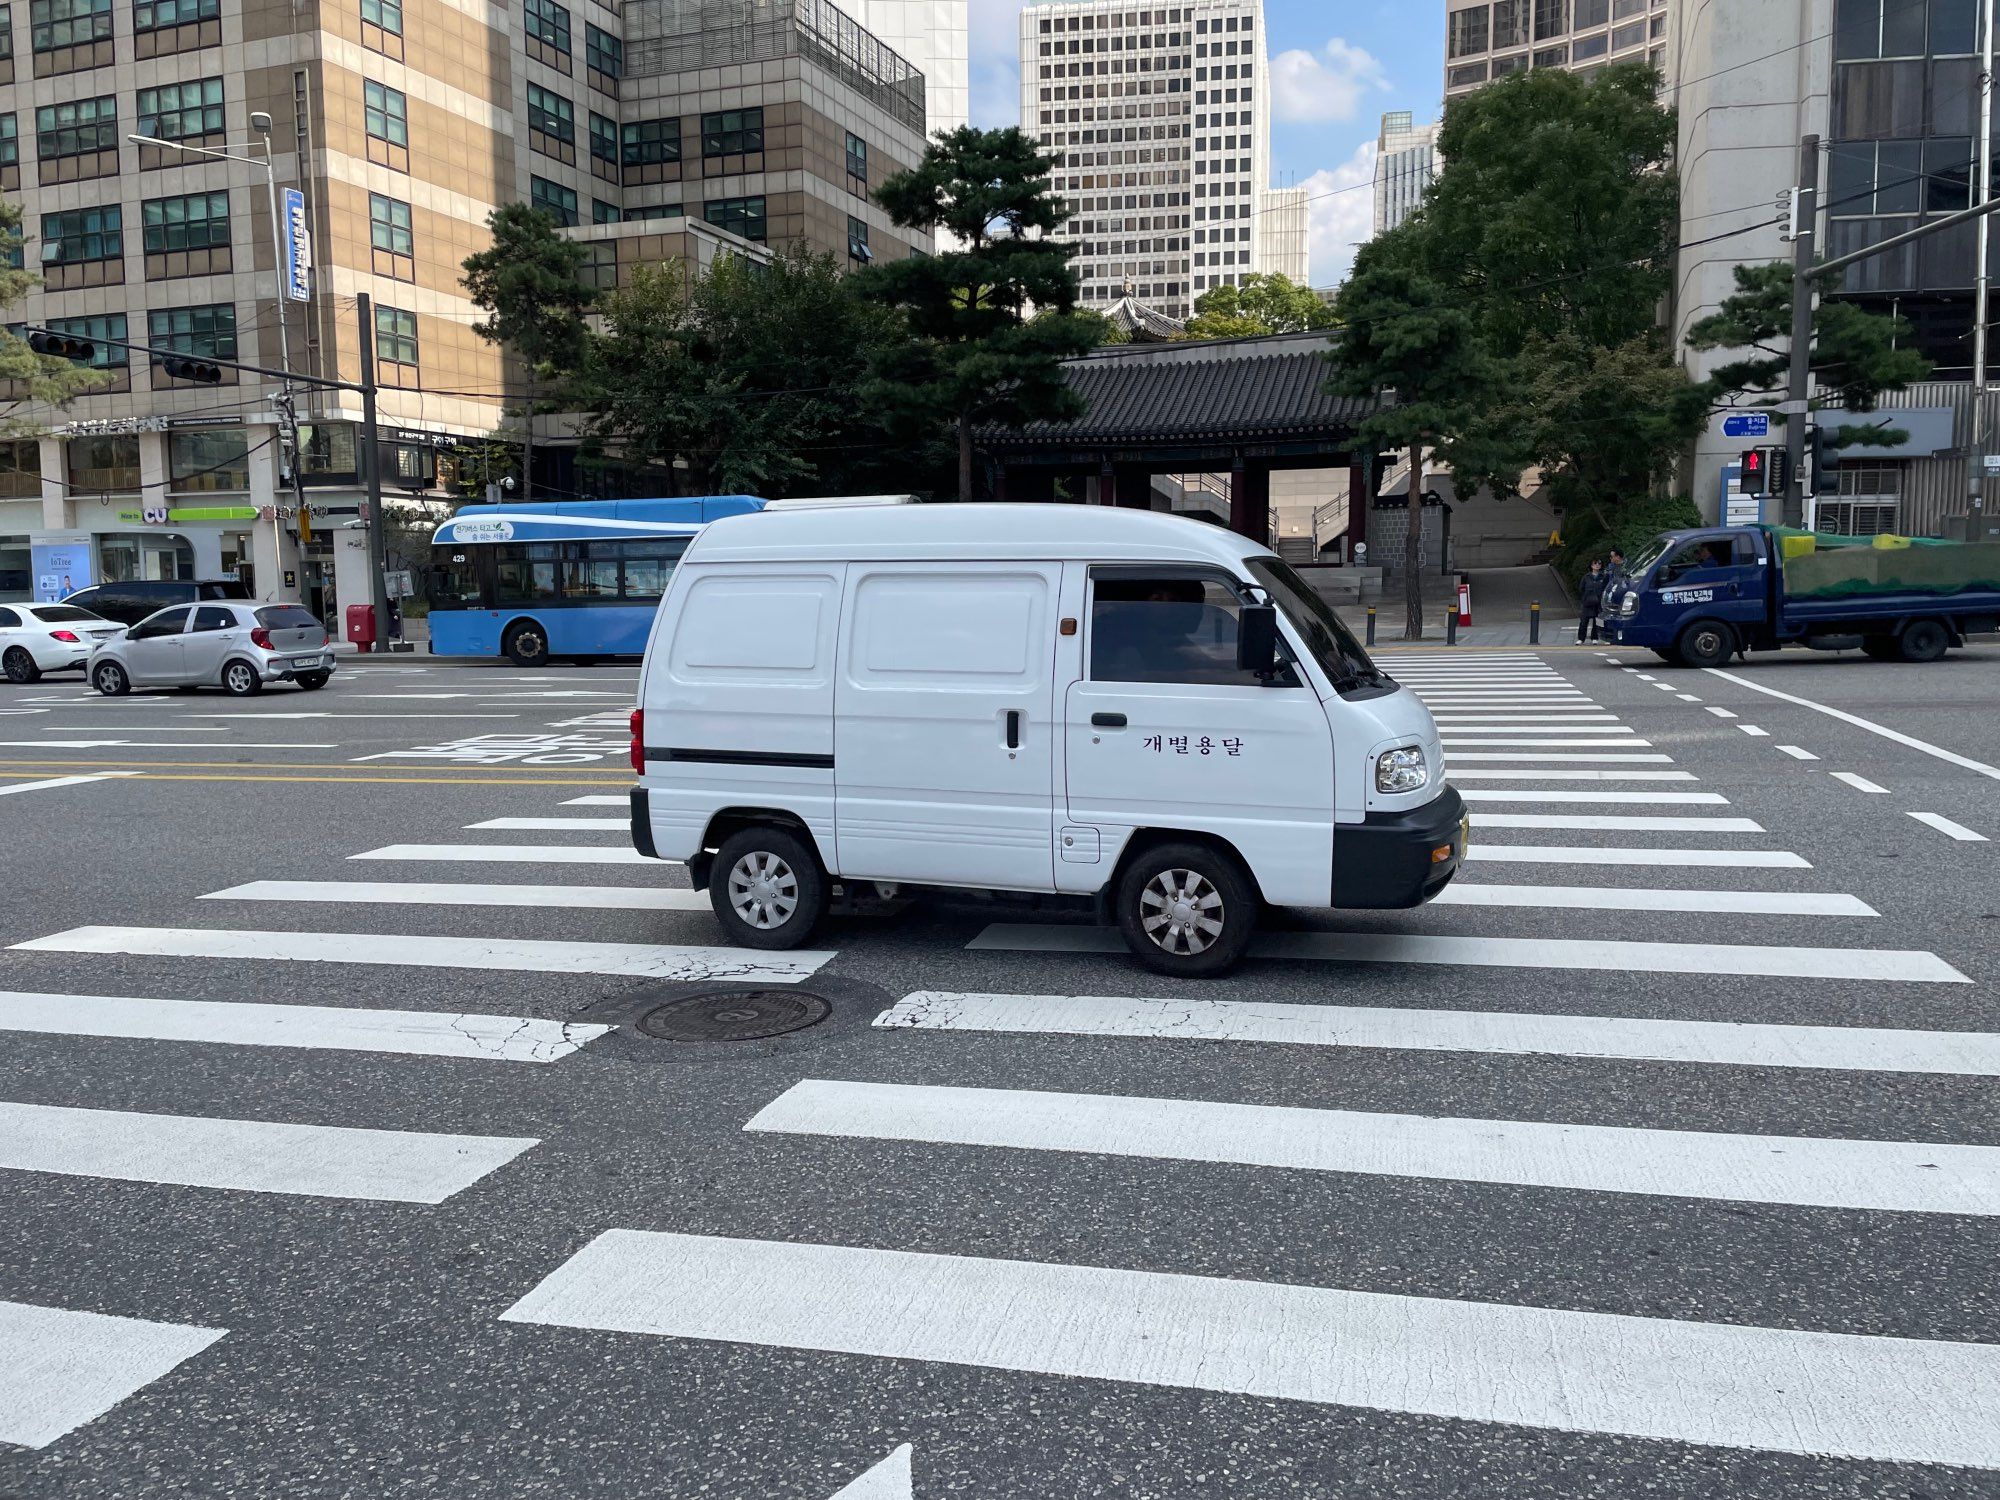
[89,601,338,696]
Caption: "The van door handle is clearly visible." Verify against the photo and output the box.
[1005,710,1021,749]
[1091,712,1127,728]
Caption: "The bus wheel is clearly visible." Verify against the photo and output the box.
[503,621,550,667]
[1675,621,1734,669]
[1899,620,1949,663]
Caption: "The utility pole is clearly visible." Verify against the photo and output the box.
[1969,0,1996,537]
[355,293,393,649]
[1783,135,1820,529]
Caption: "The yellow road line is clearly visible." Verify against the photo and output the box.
[0,757,629,775]
[46,772,632,786]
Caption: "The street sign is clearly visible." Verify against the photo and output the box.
[1722,413,1771,438]
[283,188,312,302]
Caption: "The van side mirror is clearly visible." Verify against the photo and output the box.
[1238,604,1279,676]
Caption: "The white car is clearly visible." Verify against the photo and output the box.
[0,601,126,683]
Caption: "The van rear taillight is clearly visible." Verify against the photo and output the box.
[630,708,644,774]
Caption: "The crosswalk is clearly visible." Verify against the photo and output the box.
[6,650,1998,1475]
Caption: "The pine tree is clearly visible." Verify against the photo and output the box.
[859,126,1101,502]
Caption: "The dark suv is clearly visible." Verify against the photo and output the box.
[63,579,251,627]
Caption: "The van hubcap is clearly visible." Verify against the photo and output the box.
[728,852,799,929]
[1140,868,1224,955]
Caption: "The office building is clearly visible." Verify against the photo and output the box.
[1443,0,1672,101]
[1019,0,1301,318]
[0,0,937,619]
[1674,0,1987,535]
[1372,109,1438,234]
[847,0,969,137]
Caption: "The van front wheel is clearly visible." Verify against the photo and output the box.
[709,827,827,950]
[1115,842,1258,978]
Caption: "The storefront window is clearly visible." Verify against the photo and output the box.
[97,531,195,582]
[0,438,39,498]
[67,435,140,492]
[0,535,29,600]
[168,427,249,493]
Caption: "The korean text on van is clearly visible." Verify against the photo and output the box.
[629,504,1465,976]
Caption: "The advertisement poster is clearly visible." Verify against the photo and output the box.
[30,534,94,603]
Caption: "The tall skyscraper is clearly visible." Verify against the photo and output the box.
[1443,0,1672,102]
[1019,0,1299,318]
[1372,110,1438,234]
[0,0,932,617]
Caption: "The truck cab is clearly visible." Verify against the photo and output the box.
[1610,528,1772,665]
[630,504,1466,977]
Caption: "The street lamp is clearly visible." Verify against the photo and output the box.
[127,119,301,599]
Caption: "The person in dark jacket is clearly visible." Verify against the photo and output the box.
[1577,557,1609,642]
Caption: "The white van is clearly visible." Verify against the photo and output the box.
[630,504,1464,976]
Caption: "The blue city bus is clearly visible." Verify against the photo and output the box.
[426,495,766,664]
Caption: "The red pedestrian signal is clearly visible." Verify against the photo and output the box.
[1741,447,1768,496]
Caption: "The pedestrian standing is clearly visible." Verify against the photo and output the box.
[1577,557,1609,643]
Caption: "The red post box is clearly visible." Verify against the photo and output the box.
[345,603,377,653]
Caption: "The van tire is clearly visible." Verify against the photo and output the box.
[708,826,827,950]
[503,621,550,668]
[1114,841,1258,978]
[1674,620,1734,669]
[1899,619,1949,662]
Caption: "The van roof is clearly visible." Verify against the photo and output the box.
[684,502,1277,567]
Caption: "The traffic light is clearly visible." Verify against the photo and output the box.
[156,354,223,383]
[1740,446,1769,495]
[1807,426,1842,494]
[28,329,93,361]
[1765,445,1790,494]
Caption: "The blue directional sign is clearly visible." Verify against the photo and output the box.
[1722,413,1770,438]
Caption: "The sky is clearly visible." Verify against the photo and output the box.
[966,0,1445,289]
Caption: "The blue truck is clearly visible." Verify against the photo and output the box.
[1605,525,2000,667]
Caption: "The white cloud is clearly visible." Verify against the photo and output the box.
[1271,38,1391,124]
[1301,141,1378,290]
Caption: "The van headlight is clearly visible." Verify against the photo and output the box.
[1616,589,1639,617]
[1375,745,1429,794]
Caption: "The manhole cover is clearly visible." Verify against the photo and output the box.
[635,988,831,1042]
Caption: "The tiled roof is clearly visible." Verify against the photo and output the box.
[985,330,1381,448]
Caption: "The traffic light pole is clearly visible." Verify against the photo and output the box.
[24,311,394,636]
[355,292,394,649]
[1782,135,1819,529]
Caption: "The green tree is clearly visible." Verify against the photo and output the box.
[581,246,909,497]
[1422,63,1703,530]
[1330,62,1708,614]
[1684,261,1931,459]
[1330,235,1511,637]
[461,203,596,502]
[0,200,109,430]
[1063,306,1131,347]
[858,125,1100,502]
[1181,273,1335,340]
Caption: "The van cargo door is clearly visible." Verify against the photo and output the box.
[834,564,1059,892]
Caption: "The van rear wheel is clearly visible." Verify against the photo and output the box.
[709,827,827,950]
[1114,842,1258,978]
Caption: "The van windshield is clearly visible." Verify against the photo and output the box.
[1244,557,1383,692]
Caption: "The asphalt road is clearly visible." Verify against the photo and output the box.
[0,643,1996,1499]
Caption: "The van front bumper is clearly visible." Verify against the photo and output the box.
[1331,785,1467,909]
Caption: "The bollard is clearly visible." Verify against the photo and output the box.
[1365,605,1377,646]
[1529,600,1541,645]
[1446,608,1458,646]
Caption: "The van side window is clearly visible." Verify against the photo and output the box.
[1089,576,1281,687]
